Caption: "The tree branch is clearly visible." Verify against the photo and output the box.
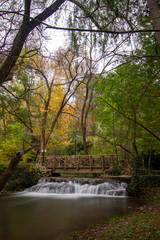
[98,97,160,142]
[0,0,66,86]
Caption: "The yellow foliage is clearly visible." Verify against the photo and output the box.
[30,68,75,149]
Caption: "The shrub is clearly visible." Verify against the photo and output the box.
[137,169,148,175]
[127,175,160,196]
[107,166,120,176]
[139,175,160,187]
[127,176,141,197]
[0,162,43,192]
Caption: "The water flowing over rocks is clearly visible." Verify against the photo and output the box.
[25,178,128,196]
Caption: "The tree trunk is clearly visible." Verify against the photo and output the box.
[148,142,152,174]
[82,126,88,155]
[147,0,160,47]
[0,152,22,192]
[0,145,36,192]
[132,112,139,176]
[30,135,39,162]
[40,128,46,165]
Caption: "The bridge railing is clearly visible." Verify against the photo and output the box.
[44,154,120,173]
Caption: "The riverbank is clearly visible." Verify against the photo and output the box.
[70,187,160,240]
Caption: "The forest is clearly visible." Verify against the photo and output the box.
[0,0,160,191]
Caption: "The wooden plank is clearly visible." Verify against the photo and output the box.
[64,156,67,170]
[77,155,79,170]
[101,155,104,171]
[53,168,104,173]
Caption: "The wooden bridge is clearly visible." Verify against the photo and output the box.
[43,154,120,173]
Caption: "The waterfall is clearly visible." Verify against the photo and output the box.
[25,178,128,197]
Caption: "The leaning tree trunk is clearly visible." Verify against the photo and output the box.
[0,146,36,192]
[0,152,22,192]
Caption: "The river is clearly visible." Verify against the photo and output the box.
[0,178,144,240]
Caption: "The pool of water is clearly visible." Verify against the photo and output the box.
[0,192,144,240]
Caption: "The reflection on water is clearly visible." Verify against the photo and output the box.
[0,193,144,240]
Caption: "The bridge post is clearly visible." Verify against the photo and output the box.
[89,156,92,171]
[52,157,55,171]
[77,156,79,170]
[110,155,114,166]
[101,155,104,171]
[64,156,67,170]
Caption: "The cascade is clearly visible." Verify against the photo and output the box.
[25,178,128,196]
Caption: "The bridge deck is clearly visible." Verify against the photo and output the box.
[44,154,120,173]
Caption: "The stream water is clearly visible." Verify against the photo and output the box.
[0,178,144,240]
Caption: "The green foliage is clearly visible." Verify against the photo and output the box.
[0,162,43,192]
[108,215,122,223]
[94,60,160,169]
[107,166,120,176]
[127,176,141,197]
[139,175,160,187]
[0,122,26,161]
[51,139,92,156]
[1,0,160,179]
[67,0,151,52]
[126,175,160,196]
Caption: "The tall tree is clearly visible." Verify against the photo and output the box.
[95,61,160,170]
[28,49,84,163]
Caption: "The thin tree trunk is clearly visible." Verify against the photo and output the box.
[133,112,139,176]
[81,32,94,155]
[112,113,118,154]
[39,85,52,164]
[40,128,46,165]
[148,142,152,174]
[82,126,88,155]
[147,0,160,47]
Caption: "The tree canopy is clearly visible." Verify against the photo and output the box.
[0,0,160,85]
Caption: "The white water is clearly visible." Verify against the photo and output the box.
[25,178,128,197]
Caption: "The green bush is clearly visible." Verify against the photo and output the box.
[107,166,120,176]
[127,176,141,197]
[139,175,160,187]
[0,162,43,192]
[137,169,148,175]
[127,175,160,196]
